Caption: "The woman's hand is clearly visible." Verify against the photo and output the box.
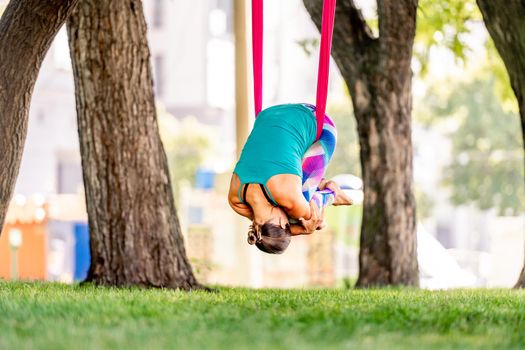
[298,200,324,234]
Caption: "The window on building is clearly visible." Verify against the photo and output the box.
[153,0,164,29]
[57,159,83,194]
[154,55,165,97]
[209,0,233,36]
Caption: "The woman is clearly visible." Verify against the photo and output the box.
[228,103,352,254]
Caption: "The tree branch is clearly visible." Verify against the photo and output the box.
[303,0,375,54]
[0,0,80,233]
[477,0,525,122]
[377,0,418,64]
[303,0,379,89]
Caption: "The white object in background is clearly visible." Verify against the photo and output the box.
[332,174,363,190]
[9,228,23,281]
[343,190,364,206]
[48,239,68,279]
[47,221,76,283]
[332,174,364,205]
[8,229,22,248]
[417,224,478,289]
[14,194,26,207]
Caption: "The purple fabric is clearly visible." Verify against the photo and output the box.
[301,104,337,208]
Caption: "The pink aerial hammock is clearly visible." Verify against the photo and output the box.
[252,0,343,210]
[251,0,337,140]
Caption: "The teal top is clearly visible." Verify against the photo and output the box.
[233,103,317,205]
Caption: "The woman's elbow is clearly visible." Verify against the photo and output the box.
[285,202,310,219]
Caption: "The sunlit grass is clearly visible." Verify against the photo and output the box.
[1,281,524,349]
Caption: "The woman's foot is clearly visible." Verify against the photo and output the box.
[332,191,353,206]
[318,179,353,206]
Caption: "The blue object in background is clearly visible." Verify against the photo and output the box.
[195,168,215,189]
[73,223,90,281]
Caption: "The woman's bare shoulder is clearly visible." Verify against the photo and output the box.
[228,173,242,203]
[228,173,254,220]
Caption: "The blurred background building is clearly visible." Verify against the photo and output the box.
[0,0,523,288]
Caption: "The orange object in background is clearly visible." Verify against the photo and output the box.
[0,197,48,281]
[0,222,47,281]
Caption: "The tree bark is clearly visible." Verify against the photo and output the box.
[304,0,419,286]
[0,0,79,234]
[67,0,201,289]
[476,0,525,288]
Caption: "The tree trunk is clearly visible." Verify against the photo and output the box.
[67,0,201,289]
[0,0,79,234]
[476,0,525,288]
[304,0,419,286]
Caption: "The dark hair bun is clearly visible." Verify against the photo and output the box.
[247,225,260,245]
[247,222,291,254]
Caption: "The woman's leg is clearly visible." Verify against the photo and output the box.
[300,107,337,208]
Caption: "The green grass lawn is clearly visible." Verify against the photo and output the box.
[1,281,524,350]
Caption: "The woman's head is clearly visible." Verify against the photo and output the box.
[247,204,291,254]
[247,221,291,254]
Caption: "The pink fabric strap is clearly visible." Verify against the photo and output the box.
[315,0,336,139]
[252,0,337,139]
[252,0,263,117]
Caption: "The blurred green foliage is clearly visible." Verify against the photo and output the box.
[157,106,212,196]
[420,75,524,215]
[484,40,517,111]
[415,188,435,220]
[326,204,362,247]
[415,0,481,75]
[296,38,319,56]
[325,94,361,179]
[415,0,516,109]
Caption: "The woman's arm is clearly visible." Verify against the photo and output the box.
[290,224,310,236]
[289,201,324,235]
[228,174,254,220]
[281,197,311,219]
[269,175,312,219]
[228,199,254,220]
